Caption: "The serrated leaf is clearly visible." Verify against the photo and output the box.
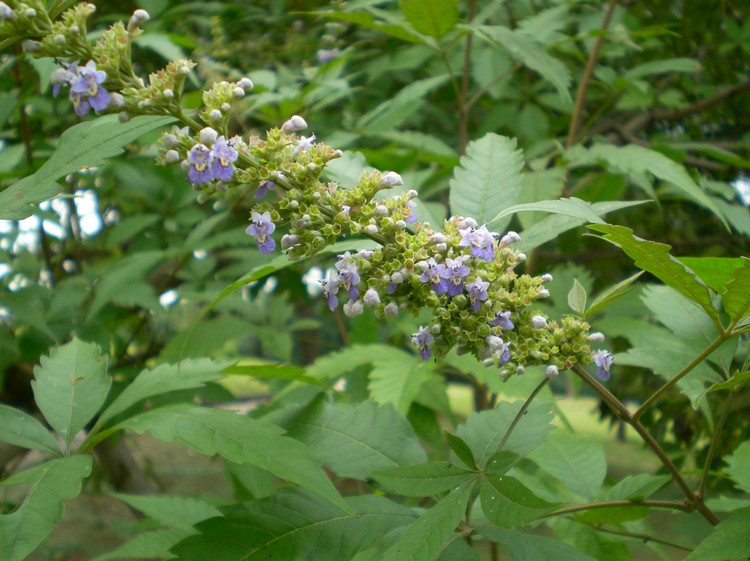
[399,0,458,39]
[224,361,331,388]
[480,474,560,528]
[372,462,476,497]
[479,526,596,561]
[725,441,750,494]
[111,493,221,529]
[708,370,750,393]
[0,404,62,455]
[585,271,644,318]
[379,482,473,561]
[171,489,416,561]
[457,401,554,468]
[605,474,671,501]
[527,432,606,501]
[683,510,750,561]
[93,528,191,561]
[492,196,608,226]
[444,432,478,470]
[471,25,571,101]
[287,400,427,480]
[31,338,111,451]
[0,455,93,561]
[95,359,230,430]
[588,224,718,319]
[368,352,433,415]
[678,257,746,293]
[568,279,588,314]
[723,259,750,324]
[573,505,650,525]
[311,9,425,44]
[115,403,349,512]
[624,57,702,79]
[450,133,524,230]
[517,168,566,229]
[0,115,174,220]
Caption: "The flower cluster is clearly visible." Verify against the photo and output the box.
[51,60,111,117]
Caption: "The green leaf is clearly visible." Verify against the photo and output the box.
[312,9,426,44]
[0,115,174,220]
[491,197,606,226]
[110,493,222,529]
[568,279,588,315]
[457,401,554,468]
[527,432,606,501]
[0,404,62,455]
[95,358,230,430]
[224,361,331,389]
[485,450,520,474]
[471,25,571,101]
[708,370,750,393]
[0,455,93,561]
[372,462,476,497]
[368,352,433,415]
[399,0,458,39]
[93,529,191,561]
[480,474,560,528]
[517,168,566,229]
[678,257,746,293]
[479,526,596,561]
[585,271,644,318]
[287,400,427,480]
[444,432,479,470]
[683,510,750,561]
[725,441,750,494]
[723,259,750,324]
[31,338,111,451]
[449,133,524,230]
[379,482,473,561]
[624,57,702,79]
[172,490,416,561]
[115,403,349,512]
[587,224,718,319]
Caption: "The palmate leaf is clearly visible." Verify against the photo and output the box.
[172,489,416,561]
[114,403,348,512]
[399,0,459,39]
[678,257,746,293]
[491,197,606,226]
[287,399,427,480]
[683,510,750,561]
[0,404,62,455]
[372,462,476,497]
[0,115,174,220]
[31,338,111,451]
[449,133,524,231]
[368,353,434,415]
[480,527,596,561]
[588,224,719,320]
[0,455,93,561]
[480,474,561,528]
[110,493,222,530]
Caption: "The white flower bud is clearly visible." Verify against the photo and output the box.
[199,127,218,145]
[51,68,72,86]
[70,24,79,33]
[406,189,418,199]
[22,40,41,52]
[395,220,407,230]
[516,253,527,262]
[221,102,231,112]
[483,358,496,367]
[516,366,526,375]
[25,8,36,18]
[178,65,191,75]
[237,77,254,91]
[282,115,307,132]
[108,92,125,109]
[343,299,364,318]
[375,205,388,216]
[499,231,521,247]
[364,224,378,235]
[384,302,398,317]
[209,109,222,122]
[429,233,446,244]
[53,34,66,45]
[118,111,131,123]
[128,8,150,29]
[281,234,299,250]
[531,315,548,329]
[538,288,550,299]
[415,260,429,273]
[380,171,403,187]
[363,288,381,306]
[546,365,559,377]
[486,335,504,350]
[163,133,180,148]
[163,89,174,98]
[458,217,478,229]
[164,150,180,164]
[541,273,553,283]
[430,324,441,335]
[180,160,191,171]
[0,3,16,21]
[435,243,447,253]
[588,332,606,342]
[233,87,245,98]
[391,271,404,284]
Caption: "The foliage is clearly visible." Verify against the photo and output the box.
[1,1,749,560]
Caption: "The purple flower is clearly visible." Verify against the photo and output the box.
[459,225,495,262]
[442,257,470,297]
[70,60,110,116]
[419,258,448,295]
[255,180,276,199]
[466,276,489,311]
[412,326,434,361]
[321,270,340,311]
[293,134,316,156]
[593,350,613,381]
[211,136,238,181]
[51,64,76,98]
[487,335,511,364]
[245,211,276,254]
[489,310,514,330]
[387,282,398,294]
[335,252,360,300]
[187,144,214,185]
[406,200,417,224]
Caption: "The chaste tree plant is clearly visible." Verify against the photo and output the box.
[0,1,749,560]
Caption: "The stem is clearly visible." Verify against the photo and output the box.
[633,335,728,422]
[495,377,549,453]
[565,0,619,149]
[544,499,692,518]
[698,389,736,498]
[458,0,478,155]
[592,526,694,553]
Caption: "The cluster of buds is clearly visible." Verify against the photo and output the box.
[5,3,613,382]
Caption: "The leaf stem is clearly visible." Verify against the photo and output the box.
[495,376,549,453]
[458,0,478,155]
[698,389,736,498]
[543,499,692,518]
[591,525,694,553]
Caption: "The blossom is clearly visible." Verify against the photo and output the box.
[412,326,434,361]
[51,65,76,97]
[199,127,218,145]
[466,276,489,311]
[316,48,341,64]
[294,134,316,156]
[363,288,381,306]
[487,335,510,364]
[211,136,238,181]
[380,171,403,187]
[282,115,307,132]
[459,224,495,262]
[499,231,521,248]
[546,365,559,377]
[405,200,417,224]
[489,310,514,330]
[419,258,448,295]
[69,60,110,116]
[254,180,276,200]
[245,211,276,254]
[0,3,16,21]
[321,270,340,311]
[531,315,548,329]
[442,257,470,297]
[187,144,214,185]
[592,350,613,381]
[334,252,360,300]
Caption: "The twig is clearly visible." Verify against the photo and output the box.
[698,389,736,498]
[592,525,694,552]
[495,377,549,453]
[458,0,478,155]
[543,499,693,518]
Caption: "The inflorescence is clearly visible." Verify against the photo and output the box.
[1,1,612,381]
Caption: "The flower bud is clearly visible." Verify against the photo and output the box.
[384,302,398,317]
[25,8,36,18]
[108,92,125,109]
[281,234,299,250]
[53,34,66,45]
[538,288,550,299]
[163,133,180,148]
[118,111,131,123]
[221,102,231,112]
[282,115,307,132]
[237,77,254,91]
[540,273,553,282]
[380,171,403,187]
[209,109,222,122]
[128,8,150,30]
[516,253,527,262]
[499,231,521,247]
[375,205,388,216]
[0,3,16,21]
[363,288,381,306]
[233,87,245,98]
[364,224,378,235]
[164,150,180,164]
[516,366,525,375]
[546,365,559,377]
[343,299,364,318]
[163,89,174,98]
[459,217,478,229]
[531,315,548,329]
[199,127,218,145]
[22,40,41,52]
[588,332,605,342]
[429,233,446,244]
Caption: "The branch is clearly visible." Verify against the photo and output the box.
[592,526,694,553]
[698,389,736,498]
[543,499,692,519]
[495,377,549,452]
